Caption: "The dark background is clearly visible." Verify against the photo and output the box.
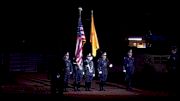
[1,1,179,62]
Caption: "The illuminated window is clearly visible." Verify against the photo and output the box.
[133,43,137,46]
[137,43,146,48]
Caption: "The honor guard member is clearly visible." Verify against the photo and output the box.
[123,49,135,90]
[167,46,178,74]
[63,52,73,92]
[84,53,95,91]
[73,58,84,91]
[167,46,178,94]
[97,52,113,91]
[48,54,63,95]
[55,71,63,94]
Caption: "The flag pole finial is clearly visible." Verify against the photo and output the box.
[91,10,93,15]
[78,7,83,16]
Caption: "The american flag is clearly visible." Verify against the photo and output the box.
[75,16,86,67]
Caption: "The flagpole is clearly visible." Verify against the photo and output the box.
[76,7,82,68]
[75,7,85,68]
[91,10,93,16]
[90,10,100,57]
[91,10,93,57]
[78,7,82,17]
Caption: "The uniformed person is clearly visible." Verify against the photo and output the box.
[167,46,178,74]
[63,52,73,92]
[48,54,63,95]
[167,46,178,94]
[123,49,135,90]
[97,52,113,91]
[73,58,84,91]
[55,71,63,94]
[84,53,95,91]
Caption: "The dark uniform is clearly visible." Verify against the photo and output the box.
[84,54,95,91]
[55,71,63,94]
[167,46,178,94]
[73,61,84,91]
[167,53,178,73]
[97,52,111,91]
[48,54,63,95]
[123,55,135,90]
[63,52,73,92]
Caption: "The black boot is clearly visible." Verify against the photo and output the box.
[64,82,69,92]
[63,83,66,92]
[126,80,132,90]
[85,82,88,91]
[102,81,105,91]
[88,82,91,91]
[99,81,102,91]
[77,82,80,91]
[64,87,67,92]
[73,82,77,91]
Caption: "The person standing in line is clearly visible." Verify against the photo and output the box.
[97,52,113,91]
[63,52,73,92]
[84,53,95,91]
[123,49,135,90]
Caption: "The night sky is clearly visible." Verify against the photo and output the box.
[1,1,179,57]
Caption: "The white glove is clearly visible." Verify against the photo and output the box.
[93,74,95,77]
[109,64,113,68]
[123,70,126,73]
[56,74,60,78]
[70,72,72,75]
[99,71,102,74]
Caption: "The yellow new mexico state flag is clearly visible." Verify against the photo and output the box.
[90,10,99,57]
